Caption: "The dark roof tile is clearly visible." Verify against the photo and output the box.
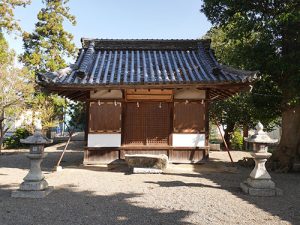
[37,39,258,87]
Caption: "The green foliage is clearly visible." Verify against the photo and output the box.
[201,0,300,108]
[3,128,30,149]
[230,129,243,151]
[67,101,86,132]
[202,1,300,167]
[0,0,31,34]
[25,92,67,133]
[19,0,77,133]
[209,124,222,144]
[0,33,34,148]
[207,26,281,132]
[0,33,14,64]
[20,0,77,72]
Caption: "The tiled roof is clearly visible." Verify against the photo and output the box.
[37,39,258,87]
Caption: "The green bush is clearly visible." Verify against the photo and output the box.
[231,130,243,150]
[3,128,30,149]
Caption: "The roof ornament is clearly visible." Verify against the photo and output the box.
[76,41,95,79]
[212,67,222,76]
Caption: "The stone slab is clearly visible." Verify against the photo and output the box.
[125,154,168,170]
[11,186,54,198]
[240,182,282,197]
[133,167,163,174]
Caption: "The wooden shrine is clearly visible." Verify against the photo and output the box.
[37,39,257,164]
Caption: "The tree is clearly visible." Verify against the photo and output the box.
[202,0,300,171]
[67,101,86,132]
[55,101,85,169]
[0,0,31,34]
[20,0,77,132]
[21,0,76,72]
[24,93,66,134]
[207,27,281,146]
[0,34,34,150]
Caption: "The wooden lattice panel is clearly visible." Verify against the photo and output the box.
[89,101,121,132]
[124,102,171,146]
[173,101,205,133]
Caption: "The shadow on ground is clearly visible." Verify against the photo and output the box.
[0,141,84,171]
[149,162,300,225]
[0,184,192,225]
[1,144,299,224]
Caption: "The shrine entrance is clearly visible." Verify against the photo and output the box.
[123,102,171,146]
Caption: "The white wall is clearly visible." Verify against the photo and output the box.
[174,89,206,99]
[172,134,205,147]
[88,133,121,147]
[90,90,122,99]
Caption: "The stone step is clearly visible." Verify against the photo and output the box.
[125,154,168,170]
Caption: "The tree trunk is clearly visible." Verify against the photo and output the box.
[273,105,300,172]
[0,111,4,152]
[243,124,249,150]
[224,123,235,149]
[243,125,249,138]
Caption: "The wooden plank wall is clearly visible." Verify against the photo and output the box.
[89,101,121,133]
[85,88,209,164]
[173,101,205,133]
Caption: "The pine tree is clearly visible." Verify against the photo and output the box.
[0,0,31,34]
[21,0,77,72]
[20,0,77,131]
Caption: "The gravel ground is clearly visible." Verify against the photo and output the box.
[0,142,299,225]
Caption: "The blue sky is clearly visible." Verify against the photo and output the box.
[7,0,211,61]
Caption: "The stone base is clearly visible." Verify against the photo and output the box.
[133,167,163,174]
[125,154,168,170]
[246,177,275,189]
[11,186,54,198]
[20,180,48,191]
[240,182,282,197]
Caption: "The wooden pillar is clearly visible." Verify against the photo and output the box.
[205,89,210,160]
[205,89,210,146]
[120,89,126,159]
[84,100,89,145]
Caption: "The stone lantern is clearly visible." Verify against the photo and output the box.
[240,122,282,196]
[11,125,53,198]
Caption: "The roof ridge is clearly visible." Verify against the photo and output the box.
[80,38,211,50]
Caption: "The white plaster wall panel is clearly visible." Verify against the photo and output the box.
[174,89,206,99]
[88,134,121,147]
[90,90,122,99]
[172,134,205,147]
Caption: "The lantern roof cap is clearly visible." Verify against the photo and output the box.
[244,122,278,144]
[21,129,53,145]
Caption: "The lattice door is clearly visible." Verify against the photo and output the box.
[124,102,171,146]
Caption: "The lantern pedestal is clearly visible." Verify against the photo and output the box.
[11,187,53,198]
[240,122,282,197]
[11,128,53,198]
[240,152,282,196]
